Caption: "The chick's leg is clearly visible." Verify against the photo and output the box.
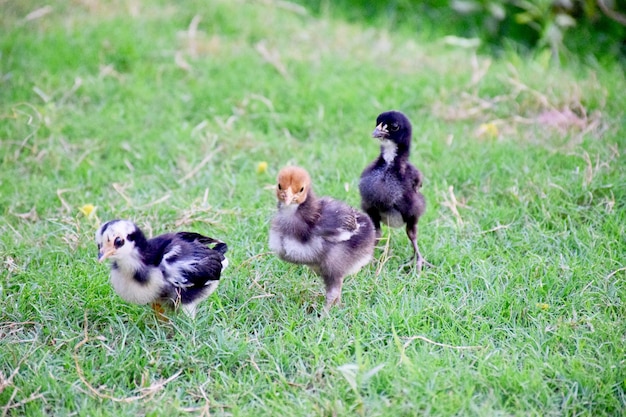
[151,303,170,322]
[322,275,343,314]
[365,208,382,239]
[406,221,431,271]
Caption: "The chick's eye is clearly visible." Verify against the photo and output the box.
[390,123,399,132]
[299,187,304,193]
[277,183,282,190]
[114,237,125,248]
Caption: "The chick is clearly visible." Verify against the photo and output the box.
[359,110,429,270]
[95,219,228,319]
[269,166,376,312]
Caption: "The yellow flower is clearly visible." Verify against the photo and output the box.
[256,161,268,174]
[536,303,549,310]
[79,204,96,218]
[478,122,498,138]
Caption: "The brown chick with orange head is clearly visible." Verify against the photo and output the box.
[269,166,376,313]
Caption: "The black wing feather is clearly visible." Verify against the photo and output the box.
[315,198,359,242]
[180,250,224,285]
[159,233,228,289]
[404,163,423,191]
[176,232,228,255]
[142,234,175,266]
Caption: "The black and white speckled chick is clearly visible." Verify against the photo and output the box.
[269,166,376,313]
[359,110,428,270]
[95,220,228,319]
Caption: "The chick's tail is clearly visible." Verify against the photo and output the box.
[211,242,228,256]
[177,232,229,255]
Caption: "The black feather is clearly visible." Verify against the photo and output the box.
[140,235,174,267]
[155,232,226,289]
[97,219,228,315]
[176,232,228,255]
[359,110,429,269]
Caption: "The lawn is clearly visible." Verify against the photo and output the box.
[1,0,625,416]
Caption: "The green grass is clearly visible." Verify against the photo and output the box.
[1,0,625,415]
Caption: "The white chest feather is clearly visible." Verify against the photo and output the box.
[269,204,327,264]
[282,235,324,263]
[109,260,164,305]
[381,140,397,164]
[269,229,324,264]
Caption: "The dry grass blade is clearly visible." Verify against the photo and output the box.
[175,51,192,72]
[174,204,223,228]
[11,207,39,222]
[1,388,45,417]
[0,322,37,343]
[247,270,274,294]
[0,341,42,415]
[256,0,308,15]
[178,146,224,184]
[582,151,594,187]
[606,266,626,280]
[535,107,588,132]
[403,335,484,350]
[441,186,465,225]
[138,193,171,209]
[25,6,53,21]
[374,234,391,277]
[186,15,202,58]
[478,223,511,235]
[56,189,73,213]
[59,77,83,105]
[255,41,290,79]
[469,54,491,88]
[73,313,182,403]
[0,365,22,395]
[112,183,133,206]
[597,0,626,25]
[237,252,274,271]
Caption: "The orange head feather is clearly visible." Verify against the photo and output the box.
[276,166,311,206]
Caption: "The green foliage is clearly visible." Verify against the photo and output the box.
[450,0,626,60]
[298,0,626,62]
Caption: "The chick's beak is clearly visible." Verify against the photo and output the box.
[98,242,116,262]
[282,188,295,206]
[372,123,388,139]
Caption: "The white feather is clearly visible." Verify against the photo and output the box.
[161,253,199,288]
[270,227,324,264]
[324,229,354,243]
[110,267,164,305]
[268,228,283,254]
[381,139,397,164]
[162,244,181,262]
[282,235,324,263]
[381,210,404,228]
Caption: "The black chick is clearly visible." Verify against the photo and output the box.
[358,110,428,270]
[95,219,228,319]
[269,166,376,313]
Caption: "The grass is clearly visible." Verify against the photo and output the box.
[1,0,625,415]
